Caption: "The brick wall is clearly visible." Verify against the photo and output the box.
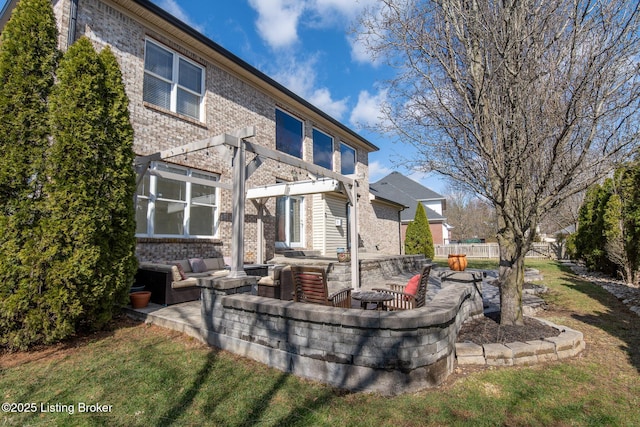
[54,0,397,262]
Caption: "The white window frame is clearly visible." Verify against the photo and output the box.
[143,39,205,121]
[136,162,220,238]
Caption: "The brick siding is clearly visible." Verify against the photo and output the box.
[52,0,401,262]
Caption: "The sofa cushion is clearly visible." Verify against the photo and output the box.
[171,264,187,282]
[185,272,211,278]
[258,276,274,286]
[173,259,192,273]
[210,270,229,279]
[189,258,208,273]
[203,258,224,270]
[172,277,198,289]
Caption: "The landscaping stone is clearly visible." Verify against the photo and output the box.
[455,342,486,365]
[483,343,514,366]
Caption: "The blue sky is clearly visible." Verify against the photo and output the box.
[0,0,447,193]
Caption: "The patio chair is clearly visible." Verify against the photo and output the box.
[372,263,433,310]
[291,265,352,308]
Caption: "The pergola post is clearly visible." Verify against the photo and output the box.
[229,135,247,278]
[251,199,266,265]
[349,181,360,289]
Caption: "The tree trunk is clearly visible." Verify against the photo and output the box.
[497,229,526,326]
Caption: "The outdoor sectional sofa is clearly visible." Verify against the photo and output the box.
[135,258,228,305]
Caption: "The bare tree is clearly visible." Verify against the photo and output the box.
[358,0,640,325]
[538,191,584,236]
[443,185,497,242]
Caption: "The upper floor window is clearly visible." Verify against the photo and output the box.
[276,109,303,158]
[136,162,219,238]
[340,143,356,175]
[143,39,204,121]
[312,128,333,170]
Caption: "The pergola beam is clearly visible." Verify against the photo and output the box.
[243,141,354,188]
[156,126,255,160]
[134,125,361,288]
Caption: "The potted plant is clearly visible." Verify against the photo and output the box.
[129,291,151,309]
[447,254,468,271]
[336,247,351,262]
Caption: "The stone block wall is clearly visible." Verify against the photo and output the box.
[327,255,429,289]
[136,238,224,262]
[199,276,483,395]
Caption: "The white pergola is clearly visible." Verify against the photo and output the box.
[136,127,361,288]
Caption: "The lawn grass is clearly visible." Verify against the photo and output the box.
[1,259,639,426]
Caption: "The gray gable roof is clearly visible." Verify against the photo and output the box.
[370,172,446,222]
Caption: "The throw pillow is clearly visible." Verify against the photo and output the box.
[189,258,208,273]
[173,263,187,281]
[404,274,421,297]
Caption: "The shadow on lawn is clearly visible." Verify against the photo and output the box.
[557,265,640,373]
[157,349,220,426]
[157,350,338,427]
[236,373,338,427]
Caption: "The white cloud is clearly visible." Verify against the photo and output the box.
[311,0,377,22]
[247,0,378,46]
[248,0,305,48]
[368,160,393,182]
[308,87,349,119]
[349,89,387,128]
[348,33,382,66]
[271,56,348,119]
[156,0,205,33]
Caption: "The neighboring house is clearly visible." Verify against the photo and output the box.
[0,0,404,262]
[370,172,452,246]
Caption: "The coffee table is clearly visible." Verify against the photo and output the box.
[352,291,393,310]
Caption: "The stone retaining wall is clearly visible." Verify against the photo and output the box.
[199,275,483,395]
[455,318,585,366]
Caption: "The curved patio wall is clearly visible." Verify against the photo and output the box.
[200,278,483,395]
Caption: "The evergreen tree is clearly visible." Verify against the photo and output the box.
[575,163,640,283]
[0,0,59,350]
[405,203,435,259]
[574,182,612,273]
[98,46,138,321]
[41,37,136,338]
[619,165,640,285]
[603,166,640,285]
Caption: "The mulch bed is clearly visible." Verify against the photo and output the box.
[457,311,560,345]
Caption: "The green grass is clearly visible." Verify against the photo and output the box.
[2,260,639,426]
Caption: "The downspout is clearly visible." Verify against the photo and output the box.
[67,0,78,48]
[398,207,406,255]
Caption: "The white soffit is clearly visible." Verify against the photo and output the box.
[246,178,340,199]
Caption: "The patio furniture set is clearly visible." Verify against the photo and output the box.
[135,256,432,310]
[135,257,269,306]
[288,263,433,311]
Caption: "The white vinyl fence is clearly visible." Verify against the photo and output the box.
[435,243,553,259]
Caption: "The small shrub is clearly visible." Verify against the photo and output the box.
[405,203,435,259]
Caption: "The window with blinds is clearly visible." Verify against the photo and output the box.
[143,39,204,121]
